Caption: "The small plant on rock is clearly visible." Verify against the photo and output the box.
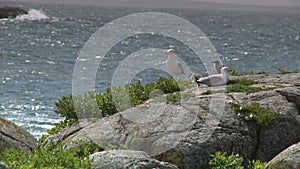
[209,151,244,169]
[231,102,279,128]
[209,151,267,169]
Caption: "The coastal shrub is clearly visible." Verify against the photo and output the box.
[277,68,297,74]
[73,140,104,157]
[54,95,76,120]
[227,79,257,86]
[226,84,261,93]
[226,79,261,93]
[155,77,180,93]
[0,141,103,169]
[129,81,148,106]
[247,159,267,169]
[230,70,267,76]
[49,77,194,136]
[231,102,279,128]
[209,151,244,169]
[209,151,267,169]
[53,77,191,120]
[165,92,195,103]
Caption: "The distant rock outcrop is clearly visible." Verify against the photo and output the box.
[90,150,178,169]
[0,7,28,19]
[43,73,300,169]
[266,141,300,169]
[0,117,37,152]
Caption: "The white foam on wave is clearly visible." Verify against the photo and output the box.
[15,9,49,21]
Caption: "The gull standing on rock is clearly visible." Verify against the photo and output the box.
[165,49,185,77]
[197,67,232,86]
[212,59,226,74]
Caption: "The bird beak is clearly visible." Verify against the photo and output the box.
[166,49,174,55]
[228,68,234,72]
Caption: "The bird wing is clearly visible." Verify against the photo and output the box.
[197,74,225,86]
[197,77,211,86]
[177,62,185,74]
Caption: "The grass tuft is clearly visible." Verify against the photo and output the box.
[231,102,279,128]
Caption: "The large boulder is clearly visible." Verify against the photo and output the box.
[90,150,178,169]
[43,73,300,169]
[0,117,37,152]
[0,7,28,19]
[266,141,300,169]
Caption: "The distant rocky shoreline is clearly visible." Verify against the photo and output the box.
[0,7,27,19]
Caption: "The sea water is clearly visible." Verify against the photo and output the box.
[0,2,299,138]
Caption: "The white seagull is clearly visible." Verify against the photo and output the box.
[197,67,232,86]
[212,59,226,74]
[165,49,185,76]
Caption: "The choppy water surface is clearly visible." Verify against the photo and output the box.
[0,2,299,138]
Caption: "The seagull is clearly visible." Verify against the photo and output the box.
[212,59,226,74]
[197,67,232,86]
[189,73,201,83]
[165,49,185,76]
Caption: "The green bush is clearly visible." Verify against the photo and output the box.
[54,77,190,120]
[54,95,76,120]
[247,159,267,169]
[209,151,267,169]
[0,141,103,169]
[49,77,194,136]
[231,102,279,128]
[209,151,244,169]
[155,77,180,93]
[129,81,148,106]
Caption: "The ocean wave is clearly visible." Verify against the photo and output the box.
[15,9,49,21]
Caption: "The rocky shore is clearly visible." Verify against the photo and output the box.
[1,73,300,168]
[0,7,27,19]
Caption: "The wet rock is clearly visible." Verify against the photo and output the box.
[0,7,27,19]
[0,117,37,152]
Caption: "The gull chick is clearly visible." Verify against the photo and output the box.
[212,59,226,74]
[189,73,201,83]
[197,67,232,86]
[165,49,185,76]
